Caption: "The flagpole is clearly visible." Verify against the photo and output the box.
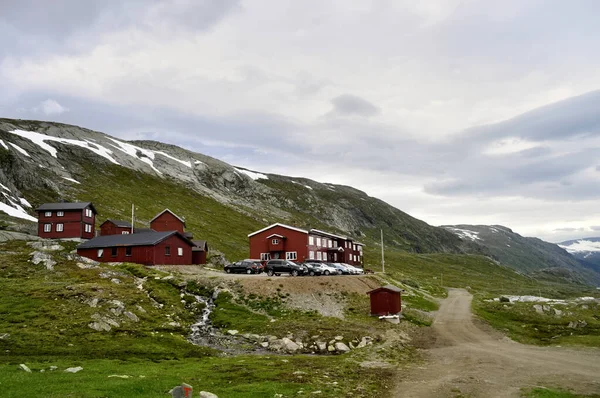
[381,229,385,273]
[131,203,134,234]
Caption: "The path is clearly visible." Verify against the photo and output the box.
[394,289,600,397]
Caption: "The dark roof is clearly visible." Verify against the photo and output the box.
[101,219,132,228]
[37,202,97,214]
[367,284,403,295]
[184,232,194,238]
[192,240,208,252]
[134,228,155,234]
[149,208,186,226]
[77,231,194,249]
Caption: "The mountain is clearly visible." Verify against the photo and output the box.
[442,225,600,285]
[0,118,481,263]
[558,238,600,274]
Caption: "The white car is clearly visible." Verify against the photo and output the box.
[342,263,364,275]
[319,263,340,275]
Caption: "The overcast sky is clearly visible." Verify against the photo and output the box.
[2,0,600,243]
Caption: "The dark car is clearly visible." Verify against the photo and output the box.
[302,262,325,276]
[224,259,264,274]
[265,259,307,276]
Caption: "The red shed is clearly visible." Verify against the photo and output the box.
[76,231,194,265]
[36,202,97,239]
[100,219,133,236]
[150,209,185,233]
[192,240,208,264]
[367,285,402,316]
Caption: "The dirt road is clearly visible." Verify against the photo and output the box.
[394,289,600,397]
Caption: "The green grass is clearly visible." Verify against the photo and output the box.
[0,355,395,397]
[523,387,600,398]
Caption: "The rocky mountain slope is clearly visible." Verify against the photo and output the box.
[442,225,600,285]
[0,118,480,260]
[558,237,600,274]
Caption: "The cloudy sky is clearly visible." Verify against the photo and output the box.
[2,0,600,243]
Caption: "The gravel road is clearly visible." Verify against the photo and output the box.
[394,288,600,397]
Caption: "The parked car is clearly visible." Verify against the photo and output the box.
[345,264,364,274]
[341,263,363,275]
[266,259,308,276]
[224,259,264,274]
[319,263,340,275]
[326,262,350,275]
[302,262,325,276]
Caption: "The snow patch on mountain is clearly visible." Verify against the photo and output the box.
[153,150,191,168]
[559,239,600,254]
[445,227,481,241]
[235,168,268,181]
[8,142,31,157]
[292,181,313,190]
[8,129,119,164]
[107,138,161,174]
[0,183,9,191]
[62,177,81,184]
[0,139,8,150]
[19,197,32,208]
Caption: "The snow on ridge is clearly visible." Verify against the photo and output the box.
[446,227,481,241]
[235,168,268,181]
[291,181,313,190]
[0,183,9,191]
[19,197,32,208]
[8,142,31,157]
[153,150,191,168]
[62,177,81,184]
[559,239,600,254]
[194,160,205,166]
[0,199,37,222]
[7,129,118,164]
[0,139,8,150]
[107,138,161,174]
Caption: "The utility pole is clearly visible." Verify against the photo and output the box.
[441,273,443,287]
[131,203,135,234]
[381,229,385,273]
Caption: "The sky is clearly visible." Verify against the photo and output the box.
[2,0,600,243]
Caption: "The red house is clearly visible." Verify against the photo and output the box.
[100,219,133,236]
[150,209,185,233]
[36,202,97,239]
[77,231,194,265]
[248,223,365,266]
[367,285,402,316]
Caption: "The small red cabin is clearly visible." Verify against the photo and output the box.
[367,285,402,316]
[36,202,97,239]
[100,219,133,236]
[76,231,194,266]
[150,209,185,233]
[192,240,208,264]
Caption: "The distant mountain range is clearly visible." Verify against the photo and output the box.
[558,238,600,275]
[442,225,600,285]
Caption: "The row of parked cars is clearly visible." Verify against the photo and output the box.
[223,259,364,276]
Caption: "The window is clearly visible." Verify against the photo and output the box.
[316,237,321,247]
[84,224,92,233]
[272,239,279,245]
[122,231,129,234]
[260,253,270,261]
[286,252,297,261]
[358,246,363,252]
[309,236,314,245]
[56,223,64,232]
[333,253,337,261]
[111,247,117,257]
[328,240,332,248]
[309,251,314,260]
[125,247,132,256]
[165,246,171,256]
[97,249,103,258]
[353,244,357,251]
[43,224,51,232]
[57,211,64,217]
[44,211,51,217]
[333,241,338,248]
[177,247,183,256]
[317,251,322,260]
[354,255,357,262]
[85,208,93,218]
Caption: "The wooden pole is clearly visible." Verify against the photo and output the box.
[381,229,385,273]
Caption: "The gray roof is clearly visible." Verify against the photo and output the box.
[37,202,97,214]
[101,219,132,228]
[134,228,155,234]
[192,240,208,251]
[77,231,194,249]
[367,284,403,294]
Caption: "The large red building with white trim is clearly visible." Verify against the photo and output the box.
[36,202,97,239]
[248,223,364,266]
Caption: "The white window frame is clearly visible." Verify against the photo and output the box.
[56,223,64,232]
[316,237,321,247]
[328,240,332,248]
[272,239,279,245]
[317,251,322,260]
[44,211,51,217]
[178,247,183,256]
[260,253,271,261]
[84,224,92,233]
[309,236,314,245]
[286,251,297,261]
[85,208,93,218]
[354,255,357,262]
[44,224,51,232]
[97,249,103,258]
[309,251,314,260]
[333,241,337,248]
[57,211,64,217]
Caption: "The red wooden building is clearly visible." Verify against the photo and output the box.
[36,202,97,239]
[192,240,208,264]
[150,209,185,233]
[367,285,402,315]
[99,219,133,236]
[247,223,365,266]
[77,231,194,265]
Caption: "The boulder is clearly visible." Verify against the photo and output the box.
[317,342,327,351]
[327,345,336,352]
[31,251,56,270]
[19,364,32,373]
[199,392,218,398]
[334,342,350,353]
[532,304,544,314]
[124,311,139,322]
[64,366,83,373]
[334,335,344,341]
[89,321,111,332]
[281,337,300,352]
[260,342,269,348]
[227,330,239,336]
